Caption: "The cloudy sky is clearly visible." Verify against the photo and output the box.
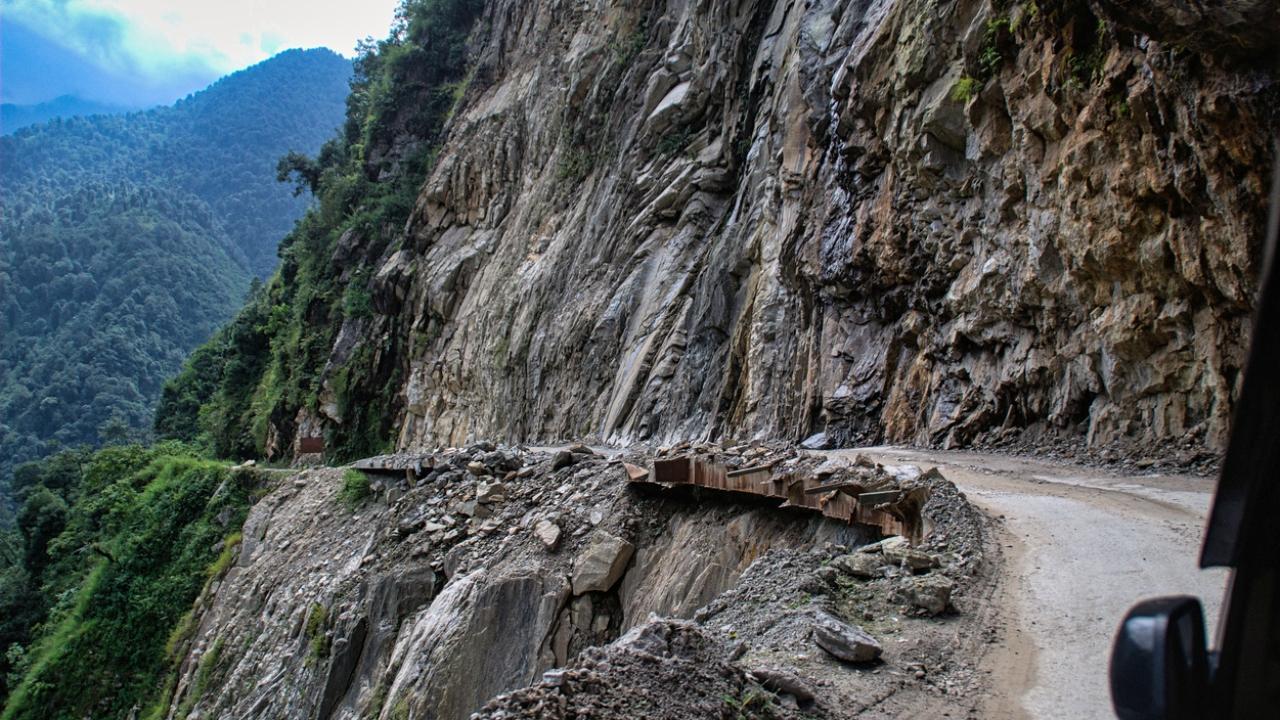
[1,0,400,106]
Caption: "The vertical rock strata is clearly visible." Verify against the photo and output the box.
[327,0,1277,454]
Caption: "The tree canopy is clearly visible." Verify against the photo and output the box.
[0,48,352,491]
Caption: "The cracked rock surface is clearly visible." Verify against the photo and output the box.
[285,0,1276,465]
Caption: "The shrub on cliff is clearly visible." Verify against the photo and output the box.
[0,447,256,719]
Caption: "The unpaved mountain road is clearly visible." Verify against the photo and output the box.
[837,447,1229,720]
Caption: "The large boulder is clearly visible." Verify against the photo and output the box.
[880,536,939,572]
[811,610,882,663]
[832,552,885,579]
[900,574,955,616]
[571,532,635,594]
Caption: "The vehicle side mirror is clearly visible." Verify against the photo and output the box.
[1110,596,1209,720]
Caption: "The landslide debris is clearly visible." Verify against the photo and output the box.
[164,443,989,720]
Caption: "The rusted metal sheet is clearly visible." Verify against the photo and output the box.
[856,489,901,506]
[802,481,868,496]
[652,457,691,484]
[634,454,929,544]
[351,454,433,476]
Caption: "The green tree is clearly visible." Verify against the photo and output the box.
[15,488,66,582]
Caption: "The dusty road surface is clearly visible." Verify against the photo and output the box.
[835,447,1229,720]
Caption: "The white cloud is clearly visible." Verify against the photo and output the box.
[3,0,400,78]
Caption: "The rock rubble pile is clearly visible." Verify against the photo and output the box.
[166,443,990,719]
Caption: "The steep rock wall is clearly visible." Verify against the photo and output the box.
[318,0,1277,454]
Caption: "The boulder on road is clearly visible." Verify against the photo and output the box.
[881,536,938,572]
[551,450,576,470]
[833,552,884,579]
[901,574,954,616]
[811,609,882,663]
[800,432,831,450]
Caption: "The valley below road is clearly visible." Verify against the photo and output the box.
[838,447,1229,720]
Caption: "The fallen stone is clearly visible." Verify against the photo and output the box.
[567,444,597,456]
[881,536,939,572]
[811,610,882,663]
[813,457,848,477]
[749,667,816,706]
[551,450,576,470]
[482,450,518,471]
[833,552,884,579]
[466,461,489,476]
[571,532,635,594]
[800,432,831,450]
[457,501,492,519]
[476,481,506,504]
[614,618,701,660]
[902,574,955,616]
[397,515,427,538]
[533,520,562,550]
[622,462,649,481]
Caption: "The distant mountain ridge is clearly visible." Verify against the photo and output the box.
[0,96,135,135]
[2,47,353,277]
[0,47,353,488]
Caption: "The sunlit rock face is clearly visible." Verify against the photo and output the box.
[321,0,1276,457]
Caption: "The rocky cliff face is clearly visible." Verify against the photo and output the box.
[306,0,1278,458]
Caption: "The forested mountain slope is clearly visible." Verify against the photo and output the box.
[0,96,132,136]
[0,48,351,488]
[0,5,474,712]
[1,48,352,277]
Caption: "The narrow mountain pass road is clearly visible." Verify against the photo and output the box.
[833,447,1229,720]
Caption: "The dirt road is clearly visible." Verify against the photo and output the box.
[840,447,1229,720]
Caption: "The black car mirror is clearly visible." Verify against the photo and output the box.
[1110,596,1209,720]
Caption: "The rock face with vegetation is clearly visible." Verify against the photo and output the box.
[167,0,1276,466]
